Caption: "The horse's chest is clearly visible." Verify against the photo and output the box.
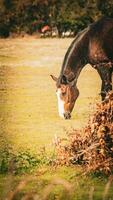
[89,40,108,64]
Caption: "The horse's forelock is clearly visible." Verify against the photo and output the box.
[56,75,68,87]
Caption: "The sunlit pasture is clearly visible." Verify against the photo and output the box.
[0,37,101,152]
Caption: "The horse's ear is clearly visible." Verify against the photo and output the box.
[50,75,58,82]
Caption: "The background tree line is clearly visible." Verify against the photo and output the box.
[0,0,113,37]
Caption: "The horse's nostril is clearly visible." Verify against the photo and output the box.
[64,112,71,119]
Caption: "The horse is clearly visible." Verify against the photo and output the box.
[51,17,113,119]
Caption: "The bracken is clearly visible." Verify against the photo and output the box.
[55,91,113,175]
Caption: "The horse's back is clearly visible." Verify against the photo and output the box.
[89,17,113,62]
[90,17,113,34]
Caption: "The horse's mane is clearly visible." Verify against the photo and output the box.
[62,27,89,70]
[74,27,89,43]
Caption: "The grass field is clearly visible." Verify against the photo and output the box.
[0,38,112,199]
[0,38,101,151]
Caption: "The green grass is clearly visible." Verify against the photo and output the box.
[0,166,113,199]
[0,38,111,199]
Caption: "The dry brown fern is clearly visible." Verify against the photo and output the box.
[55,91,113,175]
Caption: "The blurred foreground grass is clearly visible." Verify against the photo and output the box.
[0,166,113,200]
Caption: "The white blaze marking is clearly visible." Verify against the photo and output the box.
[56,89,65,118]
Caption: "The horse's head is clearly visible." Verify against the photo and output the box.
[50,75,79,119]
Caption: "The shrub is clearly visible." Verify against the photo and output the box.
[0,147,49,174]
[55,91,113,175]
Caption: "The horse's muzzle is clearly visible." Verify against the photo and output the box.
[64,112,71,119]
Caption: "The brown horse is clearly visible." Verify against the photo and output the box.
[51,17,113,119]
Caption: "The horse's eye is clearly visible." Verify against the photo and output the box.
[61,92,66,96]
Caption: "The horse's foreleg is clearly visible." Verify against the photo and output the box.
[101,80,112,100]
[97,66,112,100]
[101,81,106,100]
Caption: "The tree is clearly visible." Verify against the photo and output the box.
[97,0,113,17]
[0,0,113,37]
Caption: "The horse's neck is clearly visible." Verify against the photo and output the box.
[60,28,89,83]
[62,46,87,82]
